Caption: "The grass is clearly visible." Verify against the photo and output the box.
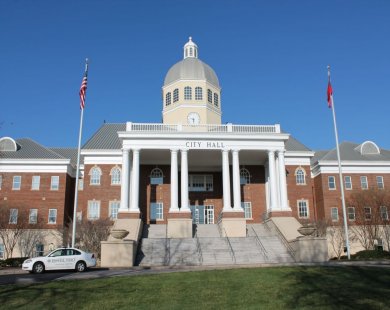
[0,266,389,309]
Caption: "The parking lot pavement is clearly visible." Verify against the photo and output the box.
[0,269,75,285]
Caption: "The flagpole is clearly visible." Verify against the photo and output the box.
[71,58,88,248]
[328,65,351,260]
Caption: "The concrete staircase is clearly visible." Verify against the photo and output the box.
[137,223,295,266]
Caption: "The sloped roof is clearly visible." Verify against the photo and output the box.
[285,136,312,152]
[312,141,390,165]
[0,138,65,160]
[50,148,78,166]
[82,123,125,150]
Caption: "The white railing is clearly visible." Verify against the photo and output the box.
[126,122,280,134]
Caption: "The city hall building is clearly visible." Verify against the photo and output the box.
[1,38,389,261]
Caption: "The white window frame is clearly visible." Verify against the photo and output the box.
[360,176,368,190]
[297,200,309,219]
[29,209,38,224]
[195,87,202,100]
[48,209,57,224]
[331,207,339,222]
[90,167,102,185]
[242,202,252,219]
[348,207,356,221]
[328,176,336,190]
[380,206,388,221]
[12,176,21,190]
[295,168,306,185]
[189,174,213,192]
[377,176,384,189]
[0,175,3,190]
[150,168,164,185]
[240,168,250,185]
[0,244,4,259]
[364,207,372,220]
[9,209,18,224]
[78,179,84,191]
[110,167,121,185]
[344,176,352,190]
[31,176,40,190]
[109,201,120,220]
[184,86,192,100]
[50,176,59,190]
[88,200,100,220]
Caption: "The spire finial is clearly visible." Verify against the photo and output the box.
[189,36,192,41]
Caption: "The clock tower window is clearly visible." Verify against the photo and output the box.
[195,87,202,100]
[173,89,179,103]
[184,86,192,100]
[207,89,212,104]
[214,93,219,107]
[165,92,171,106]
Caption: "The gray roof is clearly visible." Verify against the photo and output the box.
[82,123,126,150]
[50,148,78,166]
[0,138,69,161]
[285,136,312,152]
[164,57,220,88]
[312,141,390,165]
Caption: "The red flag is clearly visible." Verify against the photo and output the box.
[79,71,88,109]
[327,80,333,108]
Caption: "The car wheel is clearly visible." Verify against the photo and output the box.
[33,262,45,274]
[76,261,86,272]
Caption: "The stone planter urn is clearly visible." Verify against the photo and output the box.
[111,229,129,240]
[297,224,317,237]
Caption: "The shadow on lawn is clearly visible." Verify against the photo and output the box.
[284,266,390,310]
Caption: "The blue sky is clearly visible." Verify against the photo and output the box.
[1,0,389,151]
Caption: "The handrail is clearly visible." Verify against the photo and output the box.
[195,230,203,265]
[223,228,236,264]
[251,226,269,261]
[164,224,170,265]
[264,220,296,261]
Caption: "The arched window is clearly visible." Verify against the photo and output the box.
[240,168,251,185]
[165,92,171,106]
[89,167,102,185]
[150,168,163,185]
[173,89,179,103]
[295,168,306,185]
[184,87,192,100]
[110,166,121,185]
[207,89,212,104]
[195,87,202,100]
[214,93,219,107]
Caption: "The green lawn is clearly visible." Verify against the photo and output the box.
[1,266,389,309]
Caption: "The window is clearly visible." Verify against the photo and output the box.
[173,88,179,103]
[48,209,57,224]
[195,87,202,100]
[344,176,352,190]
[364,207,372,220]
[297,200,308,218]
[189,175,213,192]
[0,175,2,190]
[360,176,368,189]
[90,167,102,185]
[110,167,121,185]
[348,207,355,221]
[331,207,339,221]
[109,201,120,220]
[377,176,384,189]
[240,168,250,185]
[207,89,212,103]
[29,209,38,224]
[151,202,163,220]
[296,168,306,185]
[9,209,18,224]
[242,202,252,219]
[380,206,389,221]
[184,86,192,100]
[78,179,84,191]
[0,244,4,259]
[88,201,100,220]
[214,93,219,107]
[150,168,163,185]
[31,176,40,190]
[35,244,44,257]
[165,92,171,106]
[328,176,336,190]
[50,176,59,190]
[12,176,21,190]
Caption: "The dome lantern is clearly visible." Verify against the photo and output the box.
[183,36,198,59]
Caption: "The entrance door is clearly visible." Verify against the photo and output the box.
[191,205,214,224]
[205,205,214,224]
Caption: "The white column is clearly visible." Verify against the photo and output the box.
[232,149,243,211]
[277,150,290,210]
[180,149,190,212]
[119,149,130,211]
[170,149,179,212]
[222,149,232,211]
[268,150,278,211]
[129,149,140,212]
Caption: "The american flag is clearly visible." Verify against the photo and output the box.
[79,70,88,109]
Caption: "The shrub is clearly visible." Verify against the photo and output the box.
[352,250,390,260]
[1,257,29,267]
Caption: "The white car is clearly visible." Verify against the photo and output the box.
[22,248,96,274]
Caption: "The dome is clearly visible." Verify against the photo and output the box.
[163,37,220,88]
